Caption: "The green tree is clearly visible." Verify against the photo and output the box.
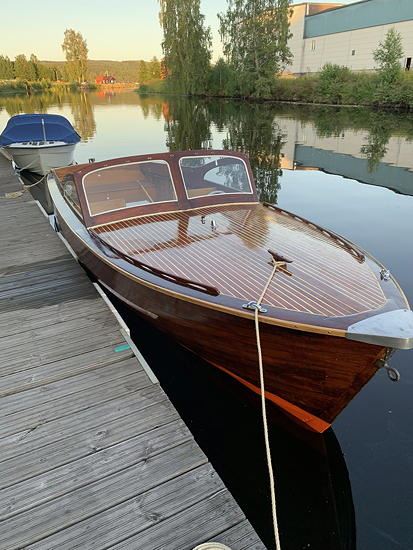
[148,56,161,79]
[29,54,40,80]
[0,55,14,79]
[37,62,54,80]
[159,0,211,94]
[219,0,292,98]
[14,54,35,80]
[208,58,239,96]
[317,64,352,104]
[374,28,404,86]
[137,60,150,83]
[160,58,168,80]
[62,29,89,83]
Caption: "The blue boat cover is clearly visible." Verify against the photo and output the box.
[0,114,80,146]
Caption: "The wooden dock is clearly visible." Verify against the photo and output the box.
[0,154,265,550]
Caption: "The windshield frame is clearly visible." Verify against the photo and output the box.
[178,154,254,200]
[55,150,258,228]
[81,159,178,218]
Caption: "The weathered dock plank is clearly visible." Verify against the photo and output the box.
[0,154,265,549]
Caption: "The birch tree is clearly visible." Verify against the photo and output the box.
[62,29,88,83]
[374,28,404,86]
[159,0,211,94]
[219,0,292,97]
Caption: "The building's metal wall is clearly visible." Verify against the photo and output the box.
[300,19,413,73]
[304,0,413,38]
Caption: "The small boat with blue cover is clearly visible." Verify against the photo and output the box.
[0,113,80,175]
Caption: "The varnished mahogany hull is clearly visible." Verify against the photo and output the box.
[57,214,386,433]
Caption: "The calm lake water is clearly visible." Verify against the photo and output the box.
[2,90,413,550]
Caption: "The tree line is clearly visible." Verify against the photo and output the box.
[0,54,62,81]
[60,29,162,84]
[0,29,162,87]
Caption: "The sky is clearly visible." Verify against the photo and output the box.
[1,0,358,62]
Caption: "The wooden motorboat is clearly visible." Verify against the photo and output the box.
[47,150,413,432]
[0,114,80,175]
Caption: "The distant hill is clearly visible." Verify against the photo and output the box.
[41,60,143,83]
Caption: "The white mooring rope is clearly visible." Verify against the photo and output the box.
[254,260,282,550]
[15,158,39,172]
[22,173,48,188]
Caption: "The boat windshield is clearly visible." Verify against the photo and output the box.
[82,160,177,216]
[179,155,252,199]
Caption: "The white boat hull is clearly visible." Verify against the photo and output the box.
[2,143,77,175]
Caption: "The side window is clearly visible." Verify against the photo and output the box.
[61,177,81,214]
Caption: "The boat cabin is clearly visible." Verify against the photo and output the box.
[54,150,258,227]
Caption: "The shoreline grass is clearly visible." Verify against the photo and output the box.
[0,80,97,96]
[137,68,413,113]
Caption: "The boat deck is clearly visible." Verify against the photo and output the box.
[0,154,264,549]
[96,204,386,318]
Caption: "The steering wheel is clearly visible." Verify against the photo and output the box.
[207,190,226,196]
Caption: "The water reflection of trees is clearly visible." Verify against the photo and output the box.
[0,92,63,117]
[69,92,96,141]
[0,90,96,142]
[163,99,286,204]
[360,113,393,172]
[288,105,413,173]
[307,107,394,172]
[138,96,163,121]
[220,103,286,204]
[165,97,212,150]
[279,104,413,141]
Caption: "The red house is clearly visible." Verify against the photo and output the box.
[95,74,116,84]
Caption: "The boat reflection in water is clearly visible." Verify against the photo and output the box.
[114,305,356,550]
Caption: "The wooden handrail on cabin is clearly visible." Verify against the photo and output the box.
[264,203,366,264]
[89,229,220,297]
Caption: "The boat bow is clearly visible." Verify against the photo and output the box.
[346,308,413,349]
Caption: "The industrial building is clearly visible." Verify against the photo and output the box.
[286,0,413,74]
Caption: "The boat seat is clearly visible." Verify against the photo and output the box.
[90,198,126,214]
[187,187,216,198]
